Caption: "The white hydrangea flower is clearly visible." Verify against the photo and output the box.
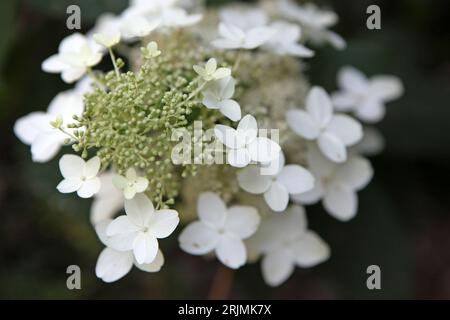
[262,21,314,57]
[95,219,164,283]
[212,22,275,50]
[202,76,241,121]
[112,168,149,200]
[56,155,101,199]
[214,114,281,168]
[93,32,121,48]
[159,7,202,28]
[292,145,373,221]
[279,0,346,50]
[14,90,84,163]
[90,172,124,225]
[142,41,161,58]
[179,192,260,269]
[106,194,179,265]
[237,153,315,212]
[286,86,363,163]
[120,15,160,39]
[193,58,231,82]
[332,66,404,123]
[247,205,330,287]
[41,33,102,83]
[219,6,269,31]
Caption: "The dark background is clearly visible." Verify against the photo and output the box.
[0,0,449,299]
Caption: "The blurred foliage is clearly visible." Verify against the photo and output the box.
[0,0,449,299]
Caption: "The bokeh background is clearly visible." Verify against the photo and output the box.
[1,0,449,299]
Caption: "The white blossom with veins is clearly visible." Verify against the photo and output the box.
[193,58,231,82]
[106,194,179,265]
[332,66,404,123]
[286,86,363,163]
[56,155,101,199]
[95,219,164,283]
[202,76,241,121]
[246,205,330,287]
[262,21,314,58]
[90,172,124,225]
[214,114,281,168]
[237,152,315,212]
[42,33,102,83]
[179,192,260,269]
[292,145,373,221]
[112,168,149,200]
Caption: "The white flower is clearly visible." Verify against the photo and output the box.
[247,205,329,287]
[212,22,275,50]
[279,0,346,50]
[95,219,164,283]
[159,7,202,28]
[219,6,269,31]
[42,33,102,83]
[88,13,122,50]
[14,90,83,163]
[286,86,363,163]
[202,76,241,121]
[120,15,160,39]
[193,58,231,82]
[90,172,124,225]
[93,32,121,48]
[56,155,101,198]
[179,192,260,269]
[262,21,314,57]
[332,66,404,123]
[237,153,314,212]
[292,146,373,221]
[352,126,385,156]
[142,41,161,58]
[112,168,149,200]
[106,194,179,265]
[214,114,281,168]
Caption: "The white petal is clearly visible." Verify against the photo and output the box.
[94,219,112,247]
[123,186,136,200]
[77,177,101,198]
[61,67,86,83]
[133,232,158,264]
[237,114,258,144]
[277,165,315,195]
[112,175,127,189]
[202,92,219,109]
[291,180,324,205]
[323,184,357,221]
[237,166,272,194]
[247,137,281,163]
[31,132,63,163]
[84,156,101,178]
[134,249,164,273]
[225,206,260,239]
[227,147,251,168]
[306,144,337,177]
[290,231,330,268]
[355,99,386,123]
[318,132,347,163]
[212,68,231,80]
[306,86,333,128]
[95,248,133,283]
[218,100,241,121]
[90,195,123,226]
[56,177,82,193]
[179,221,219,255]
[134,177,149,193]
[214,125,241,149]
[286,110,320,140]
[59,154,85,178]
[150,209,179,238]
[124,194,154,227]
[338,66,368,93]
[216,236,247,269]
[331,91,358,111]
[264,181,289,212]
[261,249,294,287]
[205,58,217,74]
[326,114,363,146]
[334,156,373,190]
[106,216,140,251]
[13,112,49,145]
[197,192,227,228]
[370,75,403,101]
[42,55,66,73]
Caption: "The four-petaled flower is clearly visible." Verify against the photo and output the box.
[93,32,121,48]
[237,153,314,212]
[202,76,241,121]
[212,22,275,50]
[141,41,161,58]
[179,192,260,269]
[56,155,101,199]
[112,168,149,200]
[332,66,404,123]
[106,194,179,265]
[193,58,231,82]
[214,114,281,168]
[286,86,363,163]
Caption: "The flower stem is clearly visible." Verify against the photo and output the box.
[109,47,120,78]
[232,50,242,72]
[174,79,206,109]
[208,264,234,300]
[58,128,78,142]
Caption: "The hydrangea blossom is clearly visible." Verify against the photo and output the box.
[193,58,231,82]
[202,76,241,121]
[292,146,373,221]
[237,153,315,212]
[214,115,281,167]
[212,22,275,50]
[179,192,260,269]
[332,66,404,123]
[112,168,149,200]
[286,86,363,163]
[90,172,124,225]
[42,33,102,83]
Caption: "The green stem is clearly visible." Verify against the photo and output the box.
[108,47,120,78]
[174,80,207,109]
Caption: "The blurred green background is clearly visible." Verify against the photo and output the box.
[1,0,449,299]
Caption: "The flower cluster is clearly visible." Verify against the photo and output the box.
[14,0,403,286]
